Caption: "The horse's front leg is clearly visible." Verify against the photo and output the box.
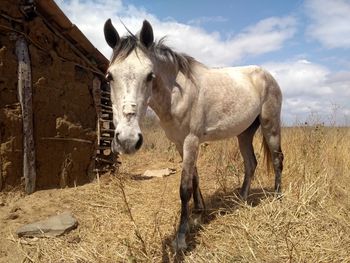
[173,134,199,250]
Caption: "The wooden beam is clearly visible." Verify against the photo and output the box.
[41,137,93,144]
[16,36,36,194]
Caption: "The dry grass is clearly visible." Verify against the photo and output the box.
[1,118,350,262]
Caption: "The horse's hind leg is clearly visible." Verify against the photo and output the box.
[238,117,260,200]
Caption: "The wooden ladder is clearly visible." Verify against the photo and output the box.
[93,79,119,175]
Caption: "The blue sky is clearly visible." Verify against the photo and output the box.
[56,0,350,125]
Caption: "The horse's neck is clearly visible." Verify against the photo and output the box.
[149,63,207,123]
[149,74,173,122]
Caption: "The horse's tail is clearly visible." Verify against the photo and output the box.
[262,134,273,175]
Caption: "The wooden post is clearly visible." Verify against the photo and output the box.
[92,77,102,143]
[16,36,36,194]
[87,76,102,181]
[0,132,2,191]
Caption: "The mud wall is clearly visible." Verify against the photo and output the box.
[0,0,99,190]
[0,35,23,189]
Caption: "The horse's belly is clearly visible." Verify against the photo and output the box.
[198,70,262,142]
[201,98,260,141]
[202,117,257,141]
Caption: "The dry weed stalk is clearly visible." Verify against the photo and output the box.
[5,115,349,262]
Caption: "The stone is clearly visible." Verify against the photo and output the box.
[10,206,21,213]
[142,168,176,178]
[16,211,78,238]
[6,213,19,220]
[67,235,81,243]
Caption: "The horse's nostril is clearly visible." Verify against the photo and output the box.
[114,133,121,148]
[135,133,143,150]
[111,138,117,153]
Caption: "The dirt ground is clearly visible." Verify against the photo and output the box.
[0,148,185,262]
[0,125,349,262]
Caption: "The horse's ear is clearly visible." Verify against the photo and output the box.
[140,20,154,48]
[104,19,120,49]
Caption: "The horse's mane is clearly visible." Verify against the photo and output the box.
[110,34,198,80]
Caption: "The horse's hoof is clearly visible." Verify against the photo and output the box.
[172,235,187,251]
[193,215,202,226]
[275,192,283,200]
[190,213,203,230]
[239,191,248,202]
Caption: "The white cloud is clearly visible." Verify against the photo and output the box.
[264,59,331,97]
[55,1,349,125]
[188,16,228,26]
[263,60,350,124]
[55,0,297,66]
[305,0,350,49]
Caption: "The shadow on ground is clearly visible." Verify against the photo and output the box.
[161,187,274,262]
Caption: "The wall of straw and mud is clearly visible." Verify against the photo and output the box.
[0,0,98,190]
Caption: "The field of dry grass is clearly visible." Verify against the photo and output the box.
[1,118,349,262]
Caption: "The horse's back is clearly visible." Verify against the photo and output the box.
[196,65,280,141]
[211,65,282,112]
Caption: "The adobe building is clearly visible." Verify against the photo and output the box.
[0,0,116,193]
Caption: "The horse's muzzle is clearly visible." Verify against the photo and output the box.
[111,132,143,154]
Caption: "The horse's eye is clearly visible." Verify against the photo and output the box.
[106,72,113,82]
[146,72,155,82]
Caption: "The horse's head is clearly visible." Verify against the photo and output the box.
[104,19,155,154]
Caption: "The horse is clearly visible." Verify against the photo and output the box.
[103,19,284,250]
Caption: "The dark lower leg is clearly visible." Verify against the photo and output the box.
[240,173,253,200]
[174,134,199,250]
[239,156,257,200]
[238,135,258,201]
[273,150,284,195]
[178,184,192,235]
[174,170,193,249]
[192,167,205,212]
